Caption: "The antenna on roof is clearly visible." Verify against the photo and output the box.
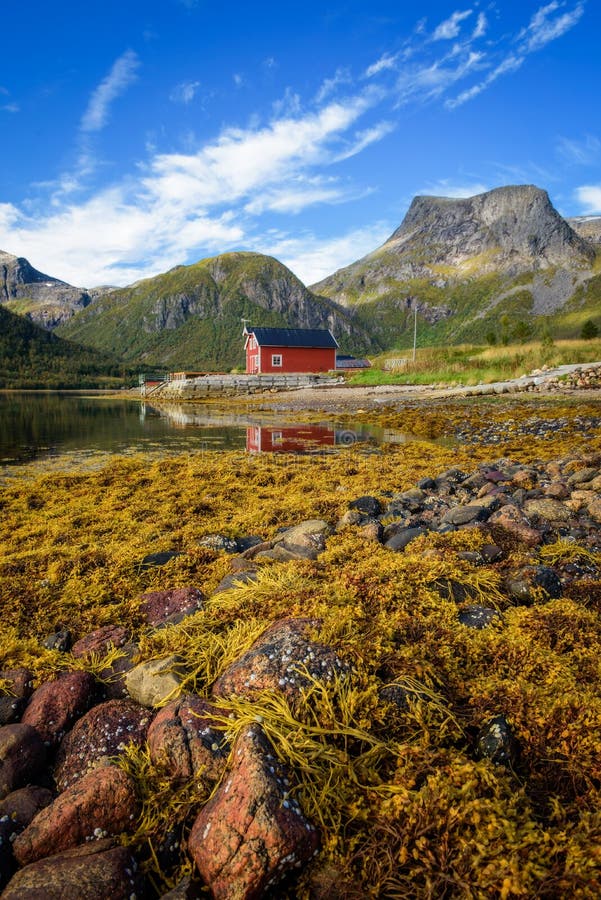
[241,317,250,335]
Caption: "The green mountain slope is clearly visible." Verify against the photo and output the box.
[0,305,126,388]
[58,251,377,369]
[312,185,601,348]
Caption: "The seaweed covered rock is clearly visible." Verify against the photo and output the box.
[504,565,563,605]
[0,725,46,799]
[54,700,152,791]
[188,724,318,899]
[138,586,204,627]
[1,838,141,899]
[477,715,520,768]
[147,695,227,782]
[71,625,130,660]
[212,617,346,704]
[21,671,97,748]
[458,606,502,629]
[487,504,542,547]
[12,765,138,866]
[257,519,332,561]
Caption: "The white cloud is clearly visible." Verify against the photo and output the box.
[518,1,585,53]
[397,50,484,105]
[255,222,393,285]
[472,12,488,39]
[364,53,398,78]
[0,92,381,286]
[1,103,19,113]
[170,80,201,104]
[80,50,140,133]
[575,185,601,215]
[334,121,396,162]
[418,179,490,198]
[446,2,585,109]
[446,53,523,108]
[557,134,600,165]
[315,68,352,103]
[433,9,473,41]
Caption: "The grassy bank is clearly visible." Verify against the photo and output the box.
[349,338,601,387]
[1,397,601,896]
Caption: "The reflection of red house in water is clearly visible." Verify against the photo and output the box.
[244,327,338,374]
[246,425,336,453]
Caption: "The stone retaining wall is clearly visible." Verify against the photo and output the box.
[144,373,343,398]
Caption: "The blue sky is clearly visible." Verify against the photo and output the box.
[0,0,598,287]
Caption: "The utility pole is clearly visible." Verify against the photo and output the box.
[409,297,417,362]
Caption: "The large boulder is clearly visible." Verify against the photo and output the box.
[0,725,46,799]
[71,626,130,660]
[1,839,141,899]
[147,695,226,782]
[12,765,138,867]
[21,672,97,747]
[125,655,186,707]
[138,587,204,627]
[188,725,318,899]
[54,700,152,791]
[212,617,346,705]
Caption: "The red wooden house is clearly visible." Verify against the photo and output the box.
[243,326,338,374]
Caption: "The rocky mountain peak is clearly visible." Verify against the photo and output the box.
[384,185,594,270]
[0,249,95,329]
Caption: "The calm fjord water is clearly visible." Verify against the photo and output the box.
[0,392,425,465]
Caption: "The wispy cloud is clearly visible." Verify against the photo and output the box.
[1,103,19,114]
[80,50,140,133]
[418,178,490,198]
[170,80,201,104]
[433,9,473,41]
[315,68,352,103]
[364,53,398,78]
[255,222,393,285]
[557,134,600,165]
[518,1,585,52]
[0,91,383,286]
[472,12,488,39]
[446,2,585,108]
[575,184,601,215]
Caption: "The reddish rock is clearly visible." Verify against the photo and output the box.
[54,700,152,791]
[488,504,542,547]
[147,695,226,782]
[544,482,570,500]
[0,668,34,725]
[13,765,138,866]
[0,725,46,799]
[1,838,140,899]
[71,626,130,660]
[138,586,204,626]
[212,617,347,705]
[21,671,97,747]
[0,786,54,888]
[0,785,54,831]
[189,725,318,899]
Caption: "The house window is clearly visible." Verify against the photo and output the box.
[271,354,282,367]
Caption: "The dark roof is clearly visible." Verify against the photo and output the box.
[248,327,338,349]
[335,356,371,369]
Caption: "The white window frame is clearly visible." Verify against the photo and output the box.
[271,353,283,367]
